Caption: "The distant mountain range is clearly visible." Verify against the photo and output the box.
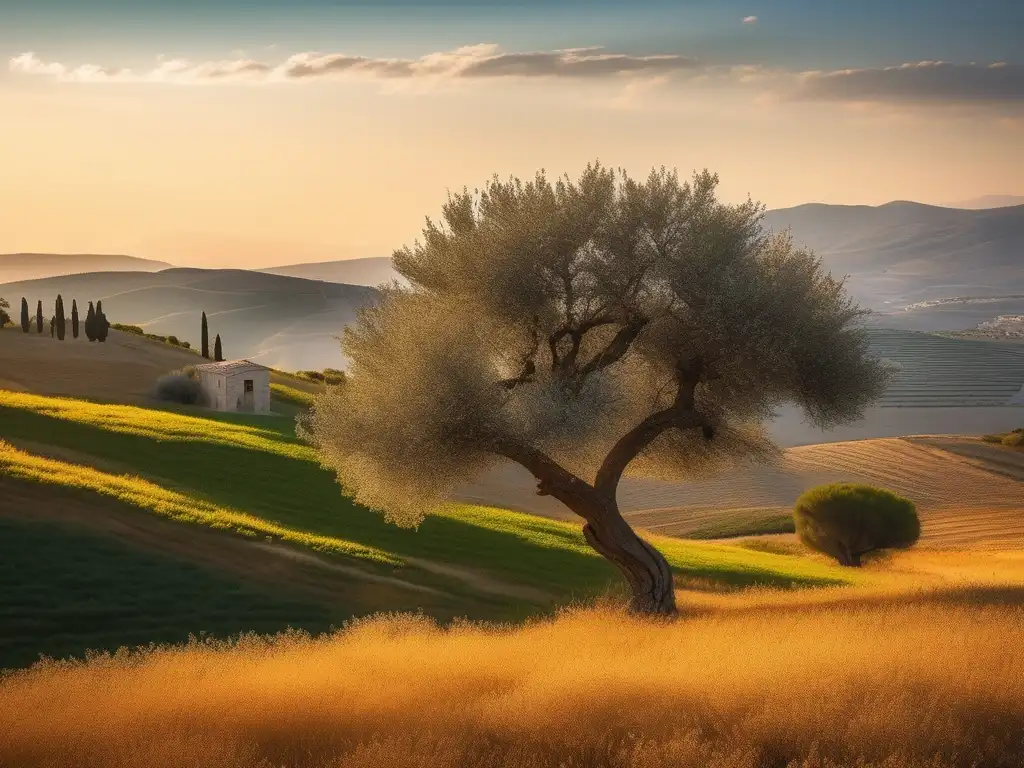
[0,268,377,371]
[761,201,1024,331]
[4,198,1023,368]
[941,195,1024,210]
[0,253,171,284]
[260,257,398,287]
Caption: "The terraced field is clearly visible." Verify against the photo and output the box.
[457,437,1024,549]
[865,329,1024,406]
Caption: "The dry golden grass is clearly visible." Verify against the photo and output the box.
[3,556,1022,768]
[0,325,200,403]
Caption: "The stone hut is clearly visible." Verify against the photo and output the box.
[195,359,271,413]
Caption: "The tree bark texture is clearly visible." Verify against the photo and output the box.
[582,514,676,615]
[496,439,678,615]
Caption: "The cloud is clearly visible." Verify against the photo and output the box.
[790,61,1024,104]
[9,51,270,83]
[12,48,1022,111]
[9,45,701,85]
[743,16,758,24]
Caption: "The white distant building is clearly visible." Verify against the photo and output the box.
[195,360,271,413]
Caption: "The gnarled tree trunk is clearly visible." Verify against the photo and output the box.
[582,512,676,615]
[497,439,678,615]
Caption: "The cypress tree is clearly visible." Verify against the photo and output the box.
[214,334,223,362]
[85,302,97,342]
[201,311,210,358]
[71,300,80,339]
[55,295,66,340]
[20,298,29,333]
[36,300,43,333]
[96,300,109,342]
[50,315,55,338]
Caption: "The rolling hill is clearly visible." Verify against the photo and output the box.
[0,386,856,669]
[761,201,1024,330]
[0,268,378,371]
[261,257,399,287]
[455,436,1024,550]
[0,253,172,284]
[0,325,323,404]
[943,194,1024,209]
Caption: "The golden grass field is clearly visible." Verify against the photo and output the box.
[2,322,1023,766]
[2,551,1023,768]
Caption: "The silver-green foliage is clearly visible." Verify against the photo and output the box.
[303,164,891,529]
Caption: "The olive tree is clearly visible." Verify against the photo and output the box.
[303,164,891,615]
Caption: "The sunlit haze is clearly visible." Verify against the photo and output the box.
[2,0,1022,267]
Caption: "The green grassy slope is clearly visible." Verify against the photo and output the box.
[0,516,335,670]
[0,390,855,616]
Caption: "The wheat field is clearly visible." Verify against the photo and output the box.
[2,552,1022,768]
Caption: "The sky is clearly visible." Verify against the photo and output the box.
[1,0,1022,268]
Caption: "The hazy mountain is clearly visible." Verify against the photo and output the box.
[0,268,377,371]
[761,201,1024,331]
[0,253,172,284]
[942,194,1024,210]
[128,232,370,270]
[261,257,399,287]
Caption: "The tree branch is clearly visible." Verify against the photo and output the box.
[492,438,607,516]
[576,314,648,379]
[593,357,708,498]
[499,316,541,390]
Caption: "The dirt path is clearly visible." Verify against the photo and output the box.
[401,557,551,603]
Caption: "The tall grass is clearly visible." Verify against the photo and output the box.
[1,593,1021,767]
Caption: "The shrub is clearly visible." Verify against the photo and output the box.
[1002,428,1024,447]
[296,369,347,386]
[0,297,10,328]
[793,483,920,567]
[111,323,145,336]
[153,373,208,406]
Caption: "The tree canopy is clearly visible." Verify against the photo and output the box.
[304,164,891,613]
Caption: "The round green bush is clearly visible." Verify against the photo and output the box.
[793,483,920,567]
